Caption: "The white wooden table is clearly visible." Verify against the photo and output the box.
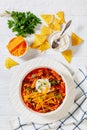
[0,0,87,129]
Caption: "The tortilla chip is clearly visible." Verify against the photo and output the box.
[56,11,65,24]
[62,50,73,63]
[41,25,52,36]
[30,34,47,48]
[41,14,54,25]
[54,18,61,24]
[71,32,83,46]
[36,41,51,52]
[5,57,19,69]
[49,18,61,31]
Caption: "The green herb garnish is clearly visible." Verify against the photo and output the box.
[32,74,36,78]
[32,89,37,92]
[38,85,41,89]
[6,11,42,37]
[44,83,46,85]
[50,80,58,85]
[55,94,62,99]
[26,86,31,91]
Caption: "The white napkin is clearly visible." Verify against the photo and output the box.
[6,66,87,130]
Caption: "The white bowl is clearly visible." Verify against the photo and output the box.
[48,32,71,52]
[9,57,76,123]
[19,66,67,117]
[7,37,28,58]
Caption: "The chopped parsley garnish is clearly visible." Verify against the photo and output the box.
[38,85,41,89]
[6,11,42,37]
[50,80,58,85]
[32,74,36,78]
[55,94,62,99]
[26,86,31,91]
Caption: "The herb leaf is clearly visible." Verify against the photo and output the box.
[32,74,36,78]
[50,80,58,85]
[26,86,31,91]
[55,94,62,99]
[7,11,42,37]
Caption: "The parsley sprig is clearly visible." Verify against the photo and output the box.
[6,11,42,37]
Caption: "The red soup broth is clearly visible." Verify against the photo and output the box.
[21,67,66,113]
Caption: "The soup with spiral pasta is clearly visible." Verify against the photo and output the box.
[21,67,66,113]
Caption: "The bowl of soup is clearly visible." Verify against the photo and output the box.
[21,67,66,115]
[10,57,76,122]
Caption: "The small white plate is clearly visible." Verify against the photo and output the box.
[9,57,76,124]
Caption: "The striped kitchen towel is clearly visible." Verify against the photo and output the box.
[10,66,87,130]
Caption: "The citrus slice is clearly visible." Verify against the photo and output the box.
[62,50,73,63]
[5,57,19,69]
[71,32,83,46]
